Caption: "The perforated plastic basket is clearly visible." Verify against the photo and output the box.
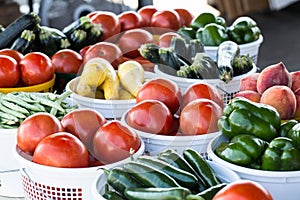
[14,140,145,200]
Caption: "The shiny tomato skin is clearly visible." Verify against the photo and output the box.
[60,108,107,152]
[0,55,20,87]
[90,11,121,41]
[150,10,181,31]
[17,113,64,155]
[93,120,141,164]
[212,180,273,200]
[137,5,158,27]
[158,32,182,48]
[51,49,83,74]
[19,52,55,86]
[83,41,123,69]
[126,99,174,135]
[32,132,89,168]
[136,77,182,114]
[179,98,223,135]
[118,28,154,58]
[118,11,143,31]
[174,8,194,27]
[0,49,24,63]
[79,45,91,58]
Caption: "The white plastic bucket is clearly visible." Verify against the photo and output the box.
[92,160,241,199]
[207,133,300,200]
[204,35,264,64]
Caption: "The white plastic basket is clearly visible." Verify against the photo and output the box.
[14,140,145,200]
[204,35,264,64]
[207,133,300,200]
[65,71,157,119]
[154,64,257,104]
[92,160,241,199]
[121,111,219,157]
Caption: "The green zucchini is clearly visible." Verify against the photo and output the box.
[139,43,161,63]
[0,12,40,49]
[232,54,254,76]
[10,29,36,54]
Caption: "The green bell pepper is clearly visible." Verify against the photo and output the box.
[190,12,226,29]
[218,97,280,142]
[279,119,298,137]
[287,122,300,149]
[227,16,261,44]
[177,26,196,40]
[195,23,229,46]
[261,137,300,171]
[215,134,268,168]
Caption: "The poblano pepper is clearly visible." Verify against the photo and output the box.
[195,23,229,46]
[218,97,280,142]
[227,16,261,44]
[215,134,268,168]
[190,12,226,29]
[261,137,300,171]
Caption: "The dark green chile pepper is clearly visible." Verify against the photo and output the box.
[280,119,298,137]
[215,134,268,167]
[196,23,229,46]
[261,137,300,171]
[190,12,226,29]
[287,122,300,149]
[227,16,261,44]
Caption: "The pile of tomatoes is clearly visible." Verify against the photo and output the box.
[16,109,141,168]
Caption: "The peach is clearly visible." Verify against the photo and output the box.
[290,71,300,92]
[233,90,261,103]
[239,73,259,91]
[293,88,300,118]
[256,62,292,94]
[260,85,296,120]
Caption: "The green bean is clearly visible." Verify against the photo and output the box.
[0,102,27,119]
[29,93,65,112]
[1,118,17,125]
[0,111,19,122]
[1,100,30,115]
[4,93,44,112]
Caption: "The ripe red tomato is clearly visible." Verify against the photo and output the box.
[150,10,181,31]
[126,99,174,135]
[79,45,91,58]
[137,5,158,27]
[136,77,182,114]
[19,52,55,86]
[0,49,24,63]
[60,108,107,152]
[174,8,194,27]
[118,11,143,31]
[182,82,224,109]
[158,32,182,48]
[212,180,273,200]
[179,98,223,135]
[0,55,20,87]
[118,28,154,58]
[17,113,64,155]
[93,120,141,164]
[32,132,89,168]
[90,11,121,41]
[51,49,83,74]
[83,41,123,69]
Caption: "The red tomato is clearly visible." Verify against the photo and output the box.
[118,28,154,58]
[179,98,223,135]
[83,41,123,69]
[0,55,20,87]
[17,113,64,155]
[182,82,224,109]
[126,99,174,135]
[32,132,89,168]
[150,10,181,31]
[158,32,182,48]
[174,8,194,27]
[19,52,55,86]
[93,120,141,164]
[118,11,143,31]
[79,45,91,58]
[0,49,24,63]
[212,180,273,200]
[90,11,121,41]
[51,49,83,74]
[60,108,107,152]
[137,5,158,27]
[136,77,182,114]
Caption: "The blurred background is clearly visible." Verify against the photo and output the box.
[1,0,300,71]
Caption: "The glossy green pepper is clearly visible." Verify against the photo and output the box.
[227,16,261,44]
[215,134,268,168]
[287,122,300,149]
[279,119,298,137]
[195,23,229,46]
[177,26,196,40]
[261,137,300,171]
[190,12,226,29]
[218,97,281,142]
